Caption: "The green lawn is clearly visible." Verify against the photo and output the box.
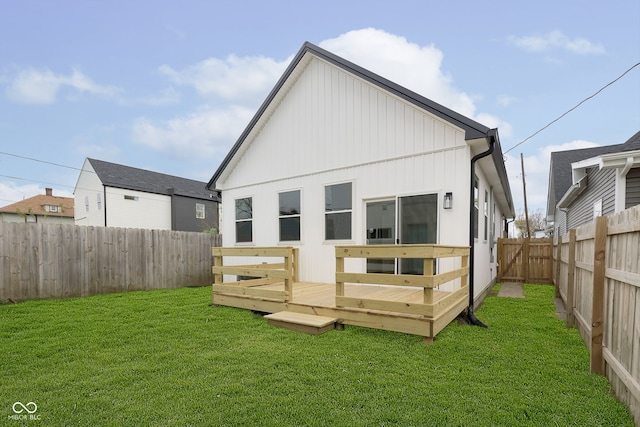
[1,284,633,426]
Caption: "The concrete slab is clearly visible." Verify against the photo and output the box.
[497,282,525,298]
[554,298,567,321]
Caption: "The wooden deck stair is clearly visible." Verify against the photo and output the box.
[265,311,339,335]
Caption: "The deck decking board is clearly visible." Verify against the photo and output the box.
[213,281,464,340]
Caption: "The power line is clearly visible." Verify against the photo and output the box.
[504,62,640,155]
[0,150,84,171]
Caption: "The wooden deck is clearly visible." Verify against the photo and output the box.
[212,245,470,343]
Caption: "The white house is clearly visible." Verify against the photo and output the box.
[75,158,220,232]
[207,42,514,312]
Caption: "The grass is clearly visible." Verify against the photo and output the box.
[0,284,634,426]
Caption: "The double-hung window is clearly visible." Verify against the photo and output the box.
[196,203,205,219]
[279,190,301,241]
[325,182,352,240]
[235,197,252,243]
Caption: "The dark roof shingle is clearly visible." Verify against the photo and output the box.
[88,158,219,201]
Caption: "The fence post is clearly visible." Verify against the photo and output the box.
[497,238,503,282]
[590,216,607,375]
[554,237,560,288]
[523,238,530,283]
[566,229,576,328]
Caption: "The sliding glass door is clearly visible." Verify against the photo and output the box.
[365,200,396,273]
[398,194,438,274]
[365,194,438,275]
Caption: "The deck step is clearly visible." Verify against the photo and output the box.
[265,311,338,335]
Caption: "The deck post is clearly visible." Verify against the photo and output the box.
[423,257,433,305]
[292,248,299,282]
[284,247,293,302]
[335,250,344,304]
[212,249,223,306]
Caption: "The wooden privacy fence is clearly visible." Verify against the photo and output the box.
[553,205,640,425]
[0,222,221,301]
[212,246,299,302]
[335,244,469,319]
[497,237,553,283]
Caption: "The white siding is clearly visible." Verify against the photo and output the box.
[105,188,171,230]
[74,159,105,226]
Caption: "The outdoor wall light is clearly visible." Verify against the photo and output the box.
[444,192,453,209]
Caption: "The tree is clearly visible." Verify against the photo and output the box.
[514,208,548,238]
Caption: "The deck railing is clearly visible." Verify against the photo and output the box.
[335,244,469,318]
[212,246,298,302]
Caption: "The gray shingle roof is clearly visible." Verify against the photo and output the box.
[88,158,219,201]
[549,130,640,206]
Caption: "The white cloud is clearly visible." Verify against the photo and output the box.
[504,139,601,213]
[508,30,605,55]
[320,28,479,118]
[131,106,254,158]
[159,54,290,100]
[4,67,122,104]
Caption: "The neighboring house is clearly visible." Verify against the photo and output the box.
[0,188,74,225]
[75,158,220,232]
[547,130,640,236]
[207,42,514,305]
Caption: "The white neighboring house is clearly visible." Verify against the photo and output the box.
[207,42,514,306]
[74,158,220,232]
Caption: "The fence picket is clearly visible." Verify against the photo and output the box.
[0,222,221,301]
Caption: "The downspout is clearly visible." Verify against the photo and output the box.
[103,185,107,227]
[464,129,497,328]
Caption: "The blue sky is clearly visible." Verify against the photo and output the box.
[1,0,639,217]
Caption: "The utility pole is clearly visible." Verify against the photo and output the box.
[520,153,530,238]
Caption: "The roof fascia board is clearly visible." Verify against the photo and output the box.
[557,175,588,209]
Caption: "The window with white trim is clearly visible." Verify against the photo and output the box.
[235,197,252,243]
[473,176,479,239]
[484,190,489,241]
[279,190,300,241]
[196,203,205,219]
[97,193,102,210]
[593,199,603,218]
[325,182,352,240]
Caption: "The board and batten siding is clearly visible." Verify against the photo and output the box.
[218,55,505,300]
[223,57,465,190]
[566,167,615,230]
[625,166,640,208]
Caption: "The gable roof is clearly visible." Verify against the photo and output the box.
[547,130,640,215]
[88,158,219,202]
[0,190,74,218]
[207,41,502,192]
